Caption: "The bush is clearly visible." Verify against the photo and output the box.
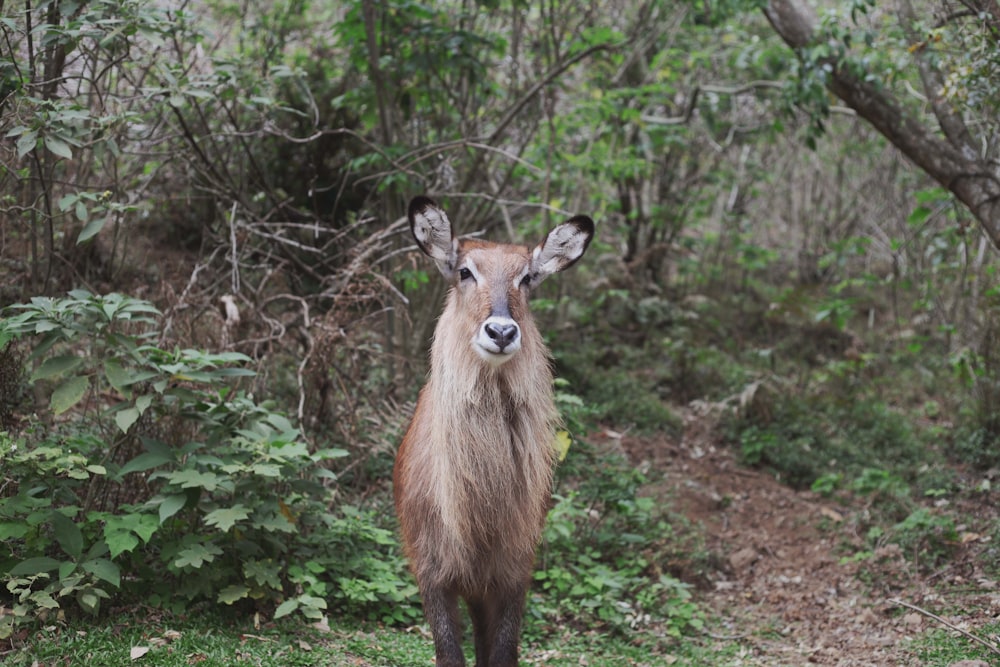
[726,390,926,490]
[0,292,416,637]
[529,442,705,639]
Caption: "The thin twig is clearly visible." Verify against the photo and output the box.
[889,598,1000,656]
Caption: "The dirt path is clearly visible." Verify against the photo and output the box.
[614,407,998,667]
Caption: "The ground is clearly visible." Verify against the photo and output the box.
[614,406,999,667]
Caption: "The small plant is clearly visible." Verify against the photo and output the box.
[0,291,379,637]
[530,443,705,639]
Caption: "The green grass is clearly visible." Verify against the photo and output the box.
[908,623,1000,666]
[2,609,751,667]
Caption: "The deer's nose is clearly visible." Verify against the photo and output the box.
[484,321,519,351]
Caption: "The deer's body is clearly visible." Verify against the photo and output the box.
[394,197,594,667]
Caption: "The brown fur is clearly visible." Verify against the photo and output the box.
[394,197,593,667]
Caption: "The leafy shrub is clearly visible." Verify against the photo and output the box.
[0,291,413,637]
[726,390,926,490]
[529,442,705,639]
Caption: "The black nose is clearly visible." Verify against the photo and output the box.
[484,322,519,350]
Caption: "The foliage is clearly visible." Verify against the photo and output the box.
[0,292,367,635]
[531,442,706,639]
[5,608,739,667]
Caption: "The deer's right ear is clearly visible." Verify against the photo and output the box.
[409,196,458,279]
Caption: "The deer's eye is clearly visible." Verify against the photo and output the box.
[459,268,474,282]
[520,274,532,288]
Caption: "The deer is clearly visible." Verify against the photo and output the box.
[393,196,594,667]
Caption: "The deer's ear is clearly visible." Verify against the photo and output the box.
[409,196,458,279]
[529,215,595,285]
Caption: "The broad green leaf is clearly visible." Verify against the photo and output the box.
[51,511,84,559]
[115,406,140,434]
[273,599,299,619]
[104,526,139,558]
[30,354,83,381]
[30,591,60,610]
[165,469,220,491]
[252,513,296,534]
[86,464,106,475]
[75,200,88,223]
[50,375,90,415]
[203,505,250,532]
[174,543,222,569]
[44,135,73,159]
[250,463,281,477]
[130,514,159,543]
[58,561,77,581]
[0,522,29,539]
[157,493,187,523]
[217,585,249,605]
[103,360,130,392]
[9,556,61,576]
[77,216,106,244]
[81,559,120,588]
[16,131,37,158]
[119,451,173,476]
[135,394,153,414]
[77,589,100,614]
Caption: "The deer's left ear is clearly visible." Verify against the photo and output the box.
[409,196,459,279]
[529,215,595,285]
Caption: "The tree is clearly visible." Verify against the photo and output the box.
[762,0,1000,248]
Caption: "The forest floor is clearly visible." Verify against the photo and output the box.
[614,406,1000,667]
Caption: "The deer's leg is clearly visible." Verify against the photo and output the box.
[423,585,466,667]
[486,583,528,667]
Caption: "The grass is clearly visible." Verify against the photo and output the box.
[908,622,1000,666]
[2,608,753,667]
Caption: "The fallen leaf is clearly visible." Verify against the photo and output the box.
[820,506,844,522]
[297,639,313,652]
[130,646,150,660]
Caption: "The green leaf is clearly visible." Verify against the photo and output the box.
[77,589,100,614]
[8,556,61,576]
[157,493,188,523]
[135,394,153,414]
[75,200,89,223]
[115,406,140,434]
[58,560,77,581]
[30,591,60,610]
[81,559,120,588]
[165,469,220,491]
[103,360,130,393]
[273,599,299,619]
[50,375,90,415]
[16,131,37,158]
[77,216,106,244]
[130,514,159,543]
[104,529,139,559]
[203,505,250,532]
[0,522,29,539]
[44,135,73,159]
[174,543,222,569]
[31,354,84,381]
[51,511,84,559]
[217,585,249,605]
[119,451,174,476]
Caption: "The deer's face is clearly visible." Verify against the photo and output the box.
[408,196,594,367]
[451,241,533,365]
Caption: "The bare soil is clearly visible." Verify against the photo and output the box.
[611,405,1000,667]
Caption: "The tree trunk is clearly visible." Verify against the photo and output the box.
[763,0,1000,249]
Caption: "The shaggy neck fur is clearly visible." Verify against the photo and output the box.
[420,289,558,580]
